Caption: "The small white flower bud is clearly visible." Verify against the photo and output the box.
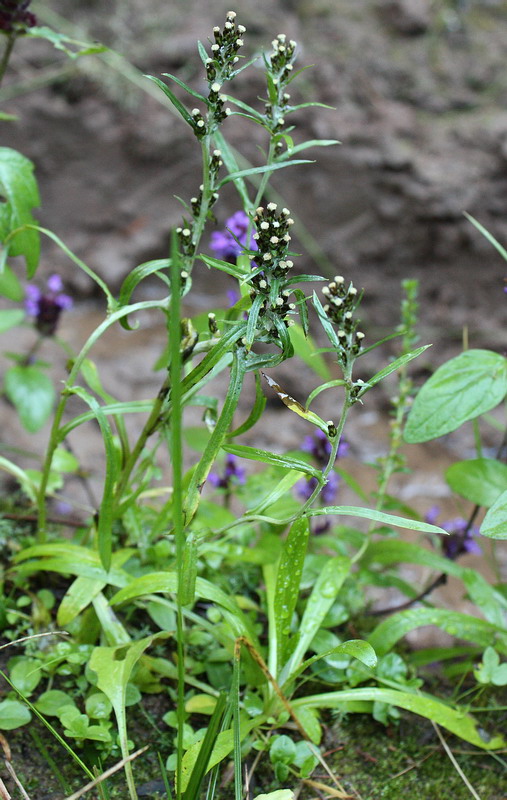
[205,58,213,65]
[259,279,267,289]
[219,94,227,102]
[272,221,280,228]
[225,108,232,115]
[277,117,285,126]
[181,270,188,279]
[191,108,200,116]
[211,44,220,52]
[285,64,293,71]
[182,229,190,237]
[176,227,182,234]
[238,24,246,33]
[283,93,291,100]
[233,56,239,63]
[283,234,291,242]
[356,331,365,339]
[226,10,237,18]
[338,330,346,338]
[278,33,286,41]
[236,39,244,47]
[349,287,358,296]
[285,260,293,268]
[275,297,284,306]
[190,197,197,203]
[322,287,330,296]
[256,206,264,215]
[278,45,286,52]
[263,253,272,261]
[270,236,279,244]
[260,221,269,230]
[267,202,277,211]
[224,21,233,29]
[211,82,221,92]
[334,275,344,284]
[253,233,260,240]
[213,149,221,157]
[290,40,297,48]
[287,218,294,226]
[282,207,290,215]
[289,303,296,310]
[271,39,278,48]
[344,311,352,320]
[278,260,287,269]
[213,26,220,33]
[197,120,205,127]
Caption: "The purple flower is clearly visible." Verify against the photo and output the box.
[210,211,258,263]
[25,273,73,336]
[301,429,349,467]
[0,1,36,33]
[208,454,246,490]
[295,471,340,505]
[425,505,481,560]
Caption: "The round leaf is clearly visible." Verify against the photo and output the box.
[446,458,507,507]
[85,692,112,719]
[0,699,31,730]
[404,350,507,443]
[9,658,42,695]
[4,365,55,432]
[35,690,76,717]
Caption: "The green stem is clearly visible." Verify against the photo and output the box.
[0,33,16,88]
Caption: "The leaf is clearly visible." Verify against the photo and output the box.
[4,365,54,432]
[0,147,40,275]
[28,26,106,59]
[199,253,248,280]
[404,350,507,443]
[275,518,310,667]
[283,640,377,689]
[464,213,507,262]
[0,264,23,299]
[218,160,313,188]
[279,557,351,685]
[474,647,507,686]
[368,608,507,657]
[9,659,41,695]
[481,489,507,539]
[223,443,322,479]
[308,506,447,534]
[277,138,339,160]
[0,308,24,332]
[262,373,330,433]
[145,75,194,126]
[360,346,431,392]
[0,699,31,730]
[35,690,76,717]
[253,792,294,800]
[293,687,506,750]
[288,323,330,380]
[445,458,507,507]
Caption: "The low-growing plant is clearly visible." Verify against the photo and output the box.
[0,4,506,799]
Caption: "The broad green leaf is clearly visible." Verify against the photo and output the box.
[308,506,447,534]
[4,365,54,432]
[0,699,31,730]
[92,592,130,646]
[368,608,507,657]
[404,350,507,443]
[223,444,322,479]
[0,147,40,274]
[185,694,217,715]
[0,264,23,300]
[446,458,507,507]
[293,687,505,750]
[9,658,42,695]
[474,647,507,686]
[253,792,294,800]
[481,489,507,539]
[35,690,76,717]
[275,518,310,667]
[85,692,113,719]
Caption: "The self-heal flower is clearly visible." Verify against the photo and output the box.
[25,273,73,336]
[210,211,258,263]
[0,0,36,33]
[425,505,481,560]
[302,428,349,467]
[296,471,340,504]
[208,453,246,490]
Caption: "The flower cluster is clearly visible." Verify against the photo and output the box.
[425,506,481,560]
[25,274,73,336]
[208,453,246,490]
[264,34,297,140]
[190,11,245,139]
[0,0,36,34]
[210,210,257,263]
[322,276,365,366]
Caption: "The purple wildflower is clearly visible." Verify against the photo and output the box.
[208,454,246,490]
[25,273,73,336]
[302,428,349,467]
[296,471,340,504]
[0,0,36,33]
[210,211,258,263]
[425,505,481,560]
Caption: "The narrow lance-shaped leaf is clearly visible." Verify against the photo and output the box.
[274,518,310,670]
[262,373,331,433]
[223,443,322,479]
[308,506,448,535]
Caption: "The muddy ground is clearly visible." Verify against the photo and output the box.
[1,0,507,610]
